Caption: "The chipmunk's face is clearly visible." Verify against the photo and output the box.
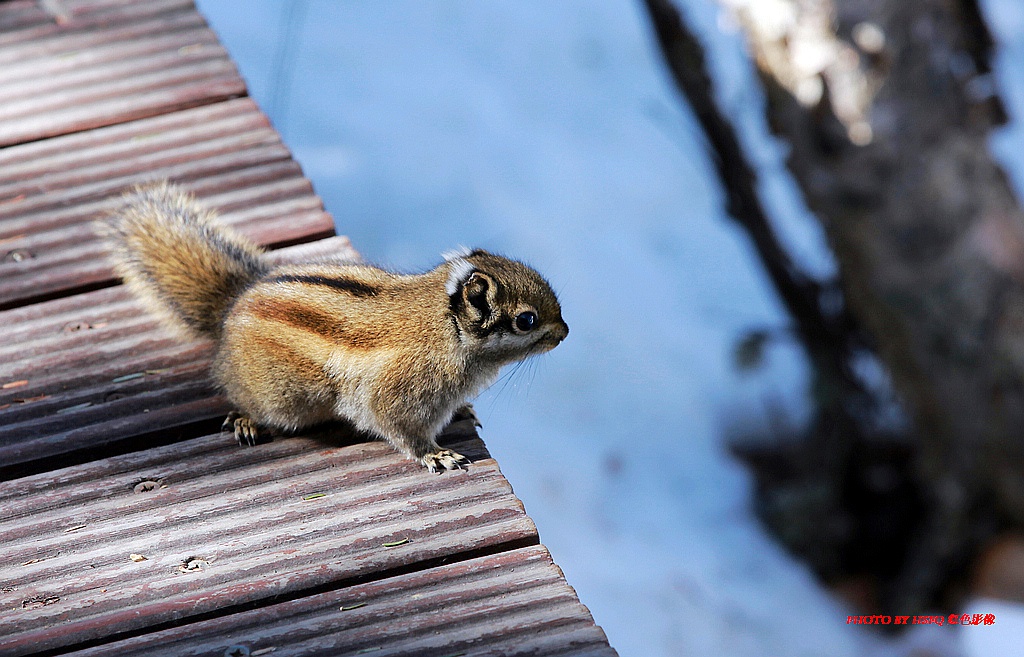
[447,250,568,363]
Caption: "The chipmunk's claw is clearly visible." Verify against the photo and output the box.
[421,449,469,473]
[223,412,259,447]
[221,411,239,432]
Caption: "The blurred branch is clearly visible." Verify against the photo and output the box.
[639,0,870,414]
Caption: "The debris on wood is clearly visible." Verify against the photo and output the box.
[178,557,211,573]
[22,596,59,609]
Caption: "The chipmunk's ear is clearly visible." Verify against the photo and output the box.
[444,251,474,296]
[463,271,495,317]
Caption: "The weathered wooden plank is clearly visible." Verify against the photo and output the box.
[0,426,541,656]
[60,546,616,657]
[0,96,266,173]
[0,237,359,477]
[0,71,244,147]
[0,46,235,118]
[0,1,196,45]
[0,0,244,146]
[0,0,198,38]
[0,0,48,32]
[0,27,221,89]
[0,99,336,310]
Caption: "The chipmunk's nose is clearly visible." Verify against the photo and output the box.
[554,320,569,342]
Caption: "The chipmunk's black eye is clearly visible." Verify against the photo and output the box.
[515,311,537,332]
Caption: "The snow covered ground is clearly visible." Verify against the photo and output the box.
[194,1,1024,655]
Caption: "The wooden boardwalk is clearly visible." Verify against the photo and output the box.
[0,2,617,655]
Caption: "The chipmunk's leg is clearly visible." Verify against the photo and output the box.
[396,430,469,473]
[371,389,471,472]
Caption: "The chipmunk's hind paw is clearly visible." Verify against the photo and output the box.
[222,411,260,447]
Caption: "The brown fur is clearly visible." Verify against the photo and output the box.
[104,183,569,472]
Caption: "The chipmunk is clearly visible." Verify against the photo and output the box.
[103,182,568,472]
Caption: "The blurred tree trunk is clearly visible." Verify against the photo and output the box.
[724,0,1024,610]
[642,0,1024,611]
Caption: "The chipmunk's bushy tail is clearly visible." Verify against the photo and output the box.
[103,182,269,340]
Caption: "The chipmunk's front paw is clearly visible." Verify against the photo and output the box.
[452,404,482,428]
[222,411,259,447]
[420,449,469,473]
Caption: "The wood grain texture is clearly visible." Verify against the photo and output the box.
[0,426,542,656]
[0,98,336,310]
[64,546,617,657]
[0,0,244,147]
